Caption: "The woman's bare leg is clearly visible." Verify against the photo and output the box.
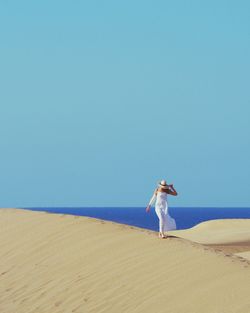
[162,213,168,238]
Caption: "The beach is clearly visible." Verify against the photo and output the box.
[0,208,250,313]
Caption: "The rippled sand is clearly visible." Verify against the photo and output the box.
[0,209,249,313]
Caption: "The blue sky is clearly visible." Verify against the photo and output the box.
[0,0,249,207]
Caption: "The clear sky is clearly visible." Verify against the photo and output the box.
[0,1,249,207]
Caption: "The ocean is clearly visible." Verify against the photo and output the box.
[18,207,250,231]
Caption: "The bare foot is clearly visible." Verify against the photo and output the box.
[158,233,167,239]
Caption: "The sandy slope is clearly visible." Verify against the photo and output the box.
[168,219,250,245]
[168,219,250,259]
[0,209,250,313]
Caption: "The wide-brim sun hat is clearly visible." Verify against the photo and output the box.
[158,180,169,189]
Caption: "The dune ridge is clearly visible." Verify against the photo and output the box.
[0,208,250,313]
[168,218,250,259]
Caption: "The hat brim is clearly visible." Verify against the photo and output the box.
[158,183,169,189]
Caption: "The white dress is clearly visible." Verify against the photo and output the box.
[154,191,176,232]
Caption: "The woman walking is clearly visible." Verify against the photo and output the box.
[146,180,178,238]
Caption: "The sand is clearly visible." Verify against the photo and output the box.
[168,219,250,258]
[0,208,250,313]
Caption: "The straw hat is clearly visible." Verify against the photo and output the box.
[158,180,169,189]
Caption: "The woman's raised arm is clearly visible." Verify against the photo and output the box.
[146,189,158,212]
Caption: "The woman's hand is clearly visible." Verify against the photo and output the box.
[168,184,175,191]
[146,206,150,213]
[168,184,178,196]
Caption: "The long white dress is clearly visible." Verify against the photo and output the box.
[154,191,176,232]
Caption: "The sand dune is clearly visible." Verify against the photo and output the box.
[0,209,250,313]
[168,219,250,259]
[169,219,250,245]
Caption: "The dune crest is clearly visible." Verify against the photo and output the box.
[168,219,250,259]
[169,219,250,245]
[0,209,250,313]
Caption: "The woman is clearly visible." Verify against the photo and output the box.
[146,180,178,238]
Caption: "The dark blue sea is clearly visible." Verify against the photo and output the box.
[18,207,250,231]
